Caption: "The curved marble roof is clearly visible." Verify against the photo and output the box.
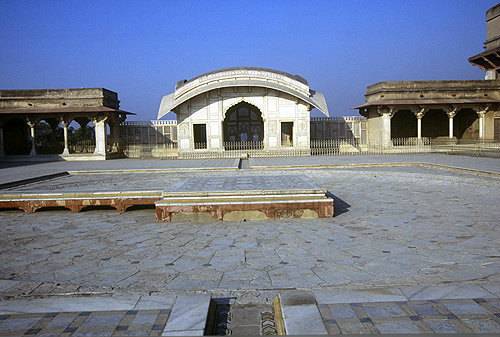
[158,67,328,119]
[179,67,309,88]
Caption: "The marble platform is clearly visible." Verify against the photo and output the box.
[155,175,334,221]
[0,175,334,222]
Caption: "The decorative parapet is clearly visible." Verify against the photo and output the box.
[157,67,329,119]
[310,116,366,122]
[121,120,177,126]
[175,68,310,100]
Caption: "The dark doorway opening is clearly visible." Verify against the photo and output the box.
[4,119,30,155]
[454,108,478,140]
[391,110,417,138]
[193,124,207,149]
[223,102,264,149]
[281,122,293,146]
[422,109,448,138]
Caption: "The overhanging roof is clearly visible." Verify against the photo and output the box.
[469,46,500,70]
[352,98,500,109]
[158,80,328,119]
[0,106,135,116]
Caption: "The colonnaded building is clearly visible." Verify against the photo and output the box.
[0,4,499,160]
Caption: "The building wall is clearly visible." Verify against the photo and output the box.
[485,4,500,51]
[173,87,311,152]
[365,80,500,103]
[0,88,119,109]
[120,116,369,145]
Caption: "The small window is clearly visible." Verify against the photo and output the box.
[193,124,207,149]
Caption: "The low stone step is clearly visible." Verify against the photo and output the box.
[162,294,212,336]
[277,291,328,335]
[155,190,333,222]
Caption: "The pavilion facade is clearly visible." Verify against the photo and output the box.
[0,88,132,160]
[157,67,329,155]
[353,80,500,146]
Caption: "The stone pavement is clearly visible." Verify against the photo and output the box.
[250,153,500,174]
[0,154,499,334]
[316,297,500,334]
[0,308,172,336]
[0,158,239,186]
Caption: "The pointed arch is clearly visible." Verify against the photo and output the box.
[223,101,264,145]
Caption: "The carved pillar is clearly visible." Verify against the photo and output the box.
[60,118,71,155]
[26,118,38,156]
[473,105,489,140]
[414,108,427,140]
[92,116,108,155]
[447,107,458,139]
[477,111,485,139]
[378,106,395,147]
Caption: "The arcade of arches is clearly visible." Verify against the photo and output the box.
[355,80,500,145]
[390,107,482,140]
[0,88,132,158]
[0,115,125,157]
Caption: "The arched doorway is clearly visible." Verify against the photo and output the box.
[391,110,417,139]
[223,102,264,149]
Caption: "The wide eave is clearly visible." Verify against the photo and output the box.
[0,106,135,116]
[469,46,500,70]
[352,98,500,109]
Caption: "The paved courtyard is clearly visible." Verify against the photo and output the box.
[0,154,499,334]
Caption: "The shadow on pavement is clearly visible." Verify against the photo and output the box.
[326,191,351,217]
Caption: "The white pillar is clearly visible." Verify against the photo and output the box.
[381,112,392,147]
[478,111,485,139]
[93,117,108,155]
[447,108,457,139]
[61,120,70,155]
[449,116,454,138]
[415,110,424,140]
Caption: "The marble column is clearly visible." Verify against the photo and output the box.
[93,116,108,156]
[447,108,457,139]
[60,119,70,155]
[477,111,485,139]
[378,106,395,147]
[415,108,426,140]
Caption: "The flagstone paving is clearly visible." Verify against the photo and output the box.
[0,156,499,334]
[1,165,499,295]
[317,298,500,334]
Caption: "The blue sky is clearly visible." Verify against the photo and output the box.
[0,0,497,119]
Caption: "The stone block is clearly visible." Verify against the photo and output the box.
[162,294,211,336]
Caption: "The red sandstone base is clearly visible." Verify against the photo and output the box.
[0,197,162,213]
[155,200,334,222]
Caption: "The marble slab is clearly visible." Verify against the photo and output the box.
[162,294,211,336]
[163,175,320,193]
